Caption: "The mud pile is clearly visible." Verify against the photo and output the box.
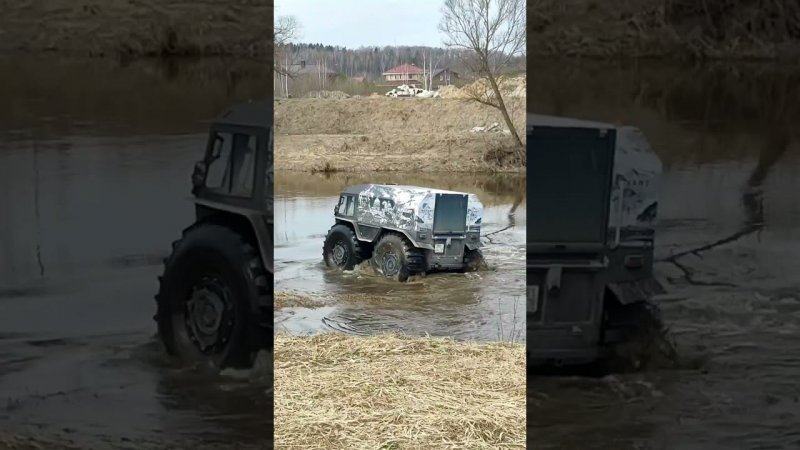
[306,90,351,99]
[438,75,526,99]
[274,96,525,172]
[275,97,524,135]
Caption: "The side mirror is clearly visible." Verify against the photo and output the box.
[191,161,207,192]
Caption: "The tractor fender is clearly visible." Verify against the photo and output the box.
[194,200,274,274]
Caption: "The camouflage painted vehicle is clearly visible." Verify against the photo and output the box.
[323,184,485,281]
[527,113,667,368]
[154,100,273,369]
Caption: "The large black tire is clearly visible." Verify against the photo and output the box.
[601,300,677,372]
[463,248,487,272]
[154,223,269,369]
[323,224,366,270]
[370,233,425,282]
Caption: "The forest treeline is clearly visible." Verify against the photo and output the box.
[281,43,526,77]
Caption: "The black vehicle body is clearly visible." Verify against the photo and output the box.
[527,114,664,366]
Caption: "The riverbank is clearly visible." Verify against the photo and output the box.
[274,97,526,173]
[0,0,272,59]
[4,0,800,62]
[274,333,525,449]
[528,0,800,60]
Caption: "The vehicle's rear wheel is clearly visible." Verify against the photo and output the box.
[323,224,365,270]
[463,248,486,272]
[154,223,268,369]
[601,299,677,372]
[371,233,425,282]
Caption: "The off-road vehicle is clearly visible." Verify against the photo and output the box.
[154,100,273,369]
[323,184,484,281]
[527,113,669,369]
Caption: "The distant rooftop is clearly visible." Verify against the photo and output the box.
[382,63,425,75]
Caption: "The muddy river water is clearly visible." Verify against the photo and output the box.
[274,172,526,342]
[1,56,799,448]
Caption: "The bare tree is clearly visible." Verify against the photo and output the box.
[423,50,443,90]
[439,0,525,153]
[274,15,301,97]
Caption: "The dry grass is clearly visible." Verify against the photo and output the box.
[274,291,328,309]
[0,0,272,59]
[0,433,81,450]
[274,333,525,449]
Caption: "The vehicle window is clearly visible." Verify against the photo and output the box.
[336,196,346,214]
[345,195,355,216]
[204,131,256,195]
[229,133,256,196]
[205,133,233,190]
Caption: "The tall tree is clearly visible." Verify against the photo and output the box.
[439,0,526,154]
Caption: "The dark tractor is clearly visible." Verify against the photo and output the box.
[322,184,485,282]
[154,100,273,369]
[527,114,669,369]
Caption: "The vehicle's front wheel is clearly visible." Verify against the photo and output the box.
[154,223,268,369]
[371,233,425,282]
[323,224,365,270]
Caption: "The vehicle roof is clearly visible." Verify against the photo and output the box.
[213,99,272,129]
[527,113,617,130]
[341,184,472,196]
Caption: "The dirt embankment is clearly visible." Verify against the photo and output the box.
[4,1,800,61]
[0,0,272,59]
[274,93,526,173]
[528,0,800,60]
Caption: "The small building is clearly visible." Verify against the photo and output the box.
[431,68,459,86]
[381,63,425,86]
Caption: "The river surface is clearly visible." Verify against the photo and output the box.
[527,60,800,450]
[274,172,526,342]
[0,56,274,449]
[1,55,799,449]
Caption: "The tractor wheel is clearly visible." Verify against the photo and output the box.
[463,248,487,272]
[154,223,269,369]
[370,233,425,282]
[323,224,365,270]
[601,300,678,372]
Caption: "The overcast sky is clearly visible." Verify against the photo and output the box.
[275,0,447,48]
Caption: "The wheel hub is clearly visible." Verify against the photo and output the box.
[382,252,400,276]
[332,242,348,266]
[186,277,232,353]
